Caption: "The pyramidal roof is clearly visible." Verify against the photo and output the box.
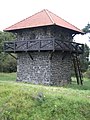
[4,9,83,33]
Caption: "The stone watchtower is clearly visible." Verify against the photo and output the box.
[4,9,84,86]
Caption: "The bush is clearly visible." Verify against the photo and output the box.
[0,53,17,73]
[83,68,90,79]
[0,31,16,73]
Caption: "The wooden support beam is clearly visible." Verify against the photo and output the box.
[28,52,33,60]
[8,53,17,60]
[72,54,83,85]
[72,54,80,85]
[62,52,67,60]
[76,56,83,85]
[72,34,76,38]
[49,51,54,60]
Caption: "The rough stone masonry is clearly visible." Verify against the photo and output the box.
[16,26,73,86]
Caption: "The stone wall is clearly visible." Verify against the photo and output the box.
[17,52,51,84]
[50,52,72,85]
[16,26,73,85]
[17,51,72,85]
[16,26,72,42]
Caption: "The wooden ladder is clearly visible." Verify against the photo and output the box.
[72,54,83,85]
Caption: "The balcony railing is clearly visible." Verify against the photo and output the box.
[3,38,84,54]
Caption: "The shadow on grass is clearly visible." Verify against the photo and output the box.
[65,78,90,90]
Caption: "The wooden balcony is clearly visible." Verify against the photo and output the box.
[3,38,84,54]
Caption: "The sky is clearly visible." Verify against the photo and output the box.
[0,0,90,48]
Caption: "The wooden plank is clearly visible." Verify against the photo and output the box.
[72,55,80,85]
[4,39,84,54]
[76,56,83,85]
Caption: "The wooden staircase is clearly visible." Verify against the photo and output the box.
[72,54,83,85]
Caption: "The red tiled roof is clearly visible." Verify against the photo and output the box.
[4,9,83,33]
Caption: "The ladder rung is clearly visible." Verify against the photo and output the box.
[72,54,83,85]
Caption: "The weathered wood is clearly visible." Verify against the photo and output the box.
[76,56,83,85]
[28,52,33,60]
[8,53,17,60]
[49,51,54,60]
[72,55,80,85]
[72,54,83,85]
[4,38,84,54]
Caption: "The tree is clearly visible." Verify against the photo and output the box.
[81,24,90,72]
[80,44,89,72]
[82,23,90,42]
[82,23,90,33]
[0,31,16,72]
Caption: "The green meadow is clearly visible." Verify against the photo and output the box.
[0,73,90,120]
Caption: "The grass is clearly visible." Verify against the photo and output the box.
[0,73,90,120]
[0,72,16,81]
[65,77,90,90]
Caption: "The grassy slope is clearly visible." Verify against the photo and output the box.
[0,73,90,120]
[0,73,16,81]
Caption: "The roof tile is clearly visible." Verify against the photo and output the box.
[4,9,83,33]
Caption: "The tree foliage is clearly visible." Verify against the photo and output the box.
[81,24,90,72]
[80,44,89,72]
[0,31,16,72]
[82,23,90,33]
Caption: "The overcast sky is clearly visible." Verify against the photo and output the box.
[0,0,90,47]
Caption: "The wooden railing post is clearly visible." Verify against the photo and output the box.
[3,39,84,54]
[53,38,55,52]
[14,41,16,53]
[26,40,28,52]
[38,39,41,52]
